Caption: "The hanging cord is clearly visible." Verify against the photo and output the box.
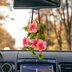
[38,9,40,24]
[31,9,34,23]
[31,9,40,24]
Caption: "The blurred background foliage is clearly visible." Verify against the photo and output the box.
[0,0,15,50]
[29,0,72,51]
[0,0,72,51]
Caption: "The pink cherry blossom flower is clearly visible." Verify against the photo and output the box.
[29,21,37,33]
[37,40,46,51]
[32,38,38,48]
[23,37,29,47]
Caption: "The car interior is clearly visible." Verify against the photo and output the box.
[0,0,72,72]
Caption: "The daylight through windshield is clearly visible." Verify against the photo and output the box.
[0,0,72,50]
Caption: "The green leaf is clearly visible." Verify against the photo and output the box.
[24,26,28,31]
[27,33,30,37]
[37,32,45,40]
[37,32,41,39]
[41,34,45,40]
[30,33,35,39]
[32,51,36,56]
[42,24,47,30]
[38,53,44,60]
[37,24,42,31]
[28,48,36,56]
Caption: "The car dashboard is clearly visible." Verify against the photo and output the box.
[0,51,72,72]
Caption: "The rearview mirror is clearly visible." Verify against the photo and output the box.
[13,0,60,9]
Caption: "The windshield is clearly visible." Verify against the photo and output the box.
[0,0,72,51]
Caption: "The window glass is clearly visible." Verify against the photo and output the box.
[0,0,71,50]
